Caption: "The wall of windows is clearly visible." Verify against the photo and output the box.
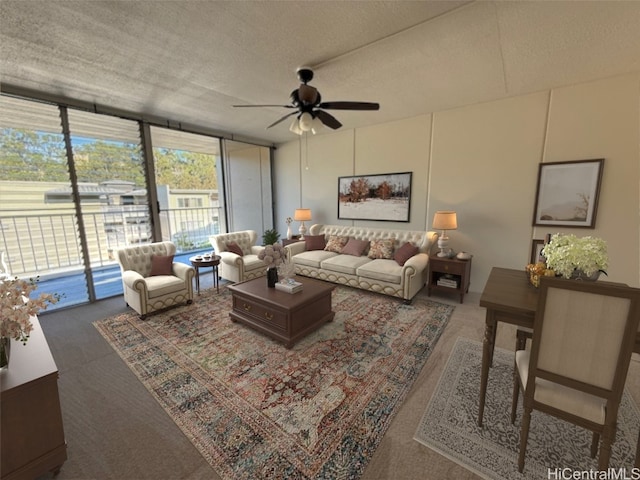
[0,93,272,310]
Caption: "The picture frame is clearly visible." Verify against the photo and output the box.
[532,159,604,228]
[338,172,412,222]
[530,239,545,265]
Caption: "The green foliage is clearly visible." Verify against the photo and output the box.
[262,229,280,246]
[0,128,218,190]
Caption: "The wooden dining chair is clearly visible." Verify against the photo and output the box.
[510,276,640,472]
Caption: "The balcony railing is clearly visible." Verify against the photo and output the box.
[0,206,221,278]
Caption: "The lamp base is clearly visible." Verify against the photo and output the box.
[437,233,450,257]
[298,222,307,239]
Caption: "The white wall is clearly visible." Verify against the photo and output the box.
[274,72,640,291]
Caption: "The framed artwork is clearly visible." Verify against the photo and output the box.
[532,159,604,228]
[530,239,545,265]
[338,172,411,222]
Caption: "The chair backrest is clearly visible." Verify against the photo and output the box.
[116,241,176,277]
[210,230,257,255]
[528,276,640,404]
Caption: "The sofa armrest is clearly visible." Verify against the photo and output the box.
[218,251,243,266]
[172,262,195,281]
[285,241,307,258]
[250,245,265,255]
[122,270,147,293]
[403,252,429,273]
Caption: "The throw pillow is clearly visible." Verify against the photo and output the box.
[324,235,349,253]
[226,241,244,256]
[394,242,419,266]
[341,238,370,257]
[368,238,395,259]
[304,234,326,251]
[149,254,174,276]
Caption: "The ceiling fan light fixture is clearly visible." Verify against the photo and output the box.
[289,117,303,135]
[299,112,313,132]
[311,116,324,135]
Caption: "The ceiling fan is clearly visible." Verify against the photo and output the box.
[233,67,380,135]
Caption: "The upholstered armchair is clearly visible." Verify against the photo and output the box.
[209,230,266,283]
[116,241,195,319]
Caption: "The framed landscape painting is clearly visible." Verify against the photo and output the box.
[532,159,604,228]
[338,172,411,222]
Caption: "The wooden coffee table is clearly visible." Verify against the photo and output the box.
[228,276,335,348]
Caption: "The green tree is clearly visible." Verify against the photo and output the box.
[0,128,68,181]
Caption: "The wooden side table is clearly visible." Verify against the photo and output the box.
[427,255,472,303]
[282,236,302,247]
[189,255,221,294]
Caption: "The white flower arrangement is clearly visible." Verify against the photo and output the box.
[1,277,59,344]
[542,234,609,279]
[258,243,286,269]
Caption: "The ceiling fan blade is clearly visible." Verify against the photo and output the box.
[266,111,298,129]
[233,104,295,108]
[318,101,380,111]
[315,110,342,130]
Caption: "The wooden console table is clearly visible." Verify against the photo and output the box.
[1,315,67,480]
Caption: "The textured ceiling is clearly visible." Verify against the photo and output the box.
[1,1,640,146]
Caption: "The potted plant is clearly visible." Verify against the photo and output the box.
[542,234,609,280]
[262,228,280,246]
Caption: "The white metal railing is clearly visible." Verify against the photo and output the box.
[0,206,221,277]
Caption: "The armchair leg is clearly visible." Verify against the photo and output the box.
[187,299,193,305]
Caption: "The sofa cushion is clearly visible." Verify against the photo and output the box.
[304,234,326,251]
[242,254,267,272]
[357,259,403,284]
[324,235,349,253]
[368,238,395,259]
[321,254,372,275]
[226,241,244,256]
[394,242,419,266]
[342,238,369,257]
[145,274,187,298]
[149,254,174,276]
[293,250,338,268]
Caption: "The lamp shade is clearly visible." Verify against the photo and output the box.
[432,211,457,230]
[294,208,312,222]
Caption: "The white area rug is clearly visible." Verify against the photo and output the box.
[414,337,640,480]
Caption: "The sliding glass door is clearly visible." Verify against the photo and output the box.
[150,126,222,254]
[0,96,89,308]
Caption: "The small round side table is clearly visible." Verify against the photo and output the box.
[189,255,221,295]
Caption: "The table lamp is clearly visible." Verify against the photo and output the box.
[294,208,312,239]
[432,211,457,257]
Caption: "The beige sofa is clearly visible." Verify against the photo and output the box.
[285,224,438,303]
[116,241,195,319]
[209,230,267,283]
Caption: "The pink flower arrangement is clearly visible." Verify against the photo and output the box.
[258,243,286,269]
[1,277,59,344]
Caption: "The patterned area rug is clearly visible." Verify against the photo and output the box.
[414,337,640,479]
[94,285,453,479]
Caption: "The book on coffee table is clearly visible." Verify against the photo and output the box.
[275,280,303,294]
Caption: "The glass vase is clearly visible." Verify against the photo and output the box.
[267,267,278,288]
